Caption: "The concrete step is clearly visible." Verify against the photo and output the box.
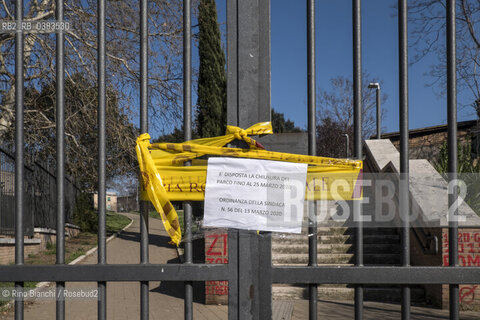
[272,285,354,301]
[271,243,401,254]
[315,227,399,236]
[272,284,425,303]
[272,263,354,267]
[273,253,353,265]
[272,253,401,265]
[272,234,400,245]
[364,287,426,303]
[316,227,349,235]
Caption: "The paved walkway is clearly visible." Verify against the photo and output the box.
[291,300,480,320]
[2,212,480,319]
[3,213,227,320]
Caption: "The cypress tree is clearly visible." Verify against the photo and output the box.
[195,0,226,138]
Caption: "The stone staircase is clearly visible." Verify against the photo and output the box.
[271,202,425,303]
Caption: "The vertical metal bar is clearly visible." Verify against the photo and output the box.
[226,2,239,316]
[376,87,381,139]
[55,0,65,318]
[234,0,270,127]
[140,0,149,317]
[97,0,107,317]
[352,1,363,319]
[183,0,193,319]
[14,0,24,318]
[307,0,316,157]
[258,232,272,319]
[226,0,238,126]
[227,0,271,317]
[228,230,239,320]
[398,0,411,319]
[238,231,260,319]
[307,0,317,319]
[446,1,459,319]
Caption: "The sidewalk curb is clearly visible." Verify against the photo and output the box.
[0,214,134,312]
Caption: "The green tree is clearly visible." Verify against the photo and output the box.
[434,141,479,174]
[271,109,302,133]
[434,140,480,215]
[153,126,199,143]
[195,0,227,138]
[24,74,137,191]
[0,0,185,140]
[316,117,352,158]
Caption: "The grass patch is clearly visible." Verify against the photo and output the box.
[66,248,86,264]
[176,210,201,235]
[0,282,37,289]
[177,210,185,233]
[105,211,131,235]
[131,210,163,220]
[45,241,56,255]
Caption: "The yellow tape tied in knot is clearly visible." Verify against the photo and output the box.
[136,122,362,246]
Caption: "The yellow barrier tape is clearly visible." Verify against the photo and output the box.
[136,122,362,246]
[146,166,361,202]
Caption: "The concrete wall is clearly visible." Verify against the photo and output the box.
[410,227,443,307]
[256,132,308,155]
[0,239,41,264]
[441,228,480,310]
[0,225,80,264]
[365,139,480,310]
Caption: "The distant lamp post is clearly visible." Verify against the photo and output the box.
[344,134,349,158]
[368,82,381,139]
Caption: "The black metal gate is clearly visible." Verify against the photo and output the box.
[3,0,479,319]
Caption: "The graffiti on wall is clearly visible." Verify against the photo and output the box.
[459,285,478,304]
[205,233,229,297]
[443,231,480,267]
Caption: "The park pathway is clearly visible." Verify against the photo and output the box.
[3,212,227,320]
[2,212,480,319]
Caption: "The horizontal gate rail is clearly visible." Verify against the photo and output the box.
[0,264,232,282]
[272,267,480,285]
[4,265,480,284]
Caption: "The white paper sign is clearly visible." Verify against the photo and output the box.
[203,157,308,233]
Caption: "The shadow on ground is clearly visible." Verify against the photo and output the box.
[317,300,479,320]
[117,230,173,249]
[150,256,206,303]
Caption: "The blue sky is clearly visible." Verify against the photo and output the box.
[212,0,475,135]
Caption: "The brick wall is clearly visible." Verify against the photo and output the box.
[204,230,228,305]
[391,130,470,162]
[0,241,40,264]
[0,225,80,265]
[410,227,480,310]
[442,228,480,310]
